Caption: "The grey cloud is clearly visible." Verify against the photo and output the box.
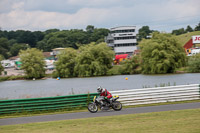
[0,0,199,31]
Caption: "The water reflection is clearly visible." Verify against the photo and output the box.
[0,73,200,99]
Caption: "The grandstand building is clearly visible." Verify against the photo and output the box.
[105,26,137,55]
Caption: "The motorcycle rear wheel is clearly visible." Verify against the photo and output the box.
[112,101,122,111]
[88,103,98,113]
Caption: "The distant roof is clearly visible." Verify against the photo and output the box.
[110,26,136,31]
[9,56,19,60]
[52,48,65,51]
[43,52,51,58]
[184,39,193,49]
[133,49,140,54]
[9,52,52,60]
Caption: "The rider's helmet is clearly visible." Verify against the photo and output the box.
[97,86,105,94]
[97,86,103,93]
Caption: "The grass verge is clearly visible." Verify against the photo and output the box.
[0,75,27,82]
[0,107,87,119]
[123,99,200,109]
[0,108,200,133]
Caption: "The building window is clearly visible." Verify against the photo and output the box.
[114,36,136,40]
[111,29,135,33]
[114,43,137,47]
[107,40,114,43]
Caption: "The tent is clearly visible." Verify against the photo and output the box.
[115,54,128,60]
[15,61,22,69]
[114,54,129,64]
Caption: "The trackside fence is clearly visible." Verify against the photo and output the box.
[110,84,200,106]
[0,93,98,114]
[0,84,200,114]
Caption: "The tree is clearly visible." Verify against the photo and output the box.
[140,33,186,74]
[74,42,114,77]
[194,22,200,31]
[86,25,94,33]
[7,30,18,40]
[53,42,114,78]
[120,56,140,74]
[36,30,86,51]
[8,39,17,46]
[10,43,29,56]
[0,54,4,61]
[33,31,45,42]
[187,54,200,72]
[89,28,109,42]
[0,30,7,38]
[45,29,60,34]
[0,37,9,58]
[54,48,77,78]
[17,30,37,47]
[172,28,186,35]
[19,48,46,79]
[0,54,4,75]
[137,26,153,41]
[185,25,193,32]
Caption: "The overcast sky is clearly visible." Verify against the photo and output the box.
[0,0,199,32]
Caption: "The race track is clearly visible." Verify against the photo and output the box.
[0,102,200,126]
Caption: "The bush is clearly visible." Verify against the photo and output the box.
[54,42,114,78]
[107,65,123,75]
[19,48,46,79]
[119,56,140,74]
[54,48,77,78]
[187,54,200,72]
[140,33,186,74]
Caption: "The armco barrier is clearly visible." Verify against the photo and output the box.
[110,84,200,106]
[0,84,200,115]
[0,93,98,114]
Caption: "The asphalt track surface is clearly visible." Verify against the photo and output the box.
[0,102,200,126]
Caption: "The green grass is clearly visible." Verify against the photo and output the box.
[0,107,88,119]
[0,108,200,133]
[175,67,188,73]
[175,31,200,46]
[123,99,200,109]
[107,65,122,75]
[0,75,27,82]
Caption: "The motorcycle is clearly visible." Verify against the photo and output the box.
[87,95,122,113]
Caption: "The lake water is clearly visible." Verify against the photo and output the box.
[0,73,200,100]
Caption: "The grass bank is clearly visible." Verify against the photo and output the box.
[176,31,200,46]
[1,108,200,133]
[0,73,53,82]
[0,75,27,82]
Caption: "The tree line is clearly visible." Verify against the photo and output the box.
[171,23,200,35]
[14,43,114,79]
[1,23,200,77]
[1,32,200,78]
[0,25,109,59]
[137,22,200,41]
[1,22,200,59]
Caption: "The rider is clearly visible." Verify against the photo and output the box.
[97,86,112,105]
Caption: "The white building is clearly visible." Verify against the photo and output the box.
[105,26,137,55]
[1,60,15,68]
[187,48,200,56]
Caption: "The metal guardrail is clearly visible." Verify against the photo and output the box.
[0,84,199,114]
[0,93,98,114]
[110,84,200,106]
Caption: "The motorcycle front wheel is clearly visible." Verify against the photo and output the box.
[112,101,122,111]
[88,103,98,113]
